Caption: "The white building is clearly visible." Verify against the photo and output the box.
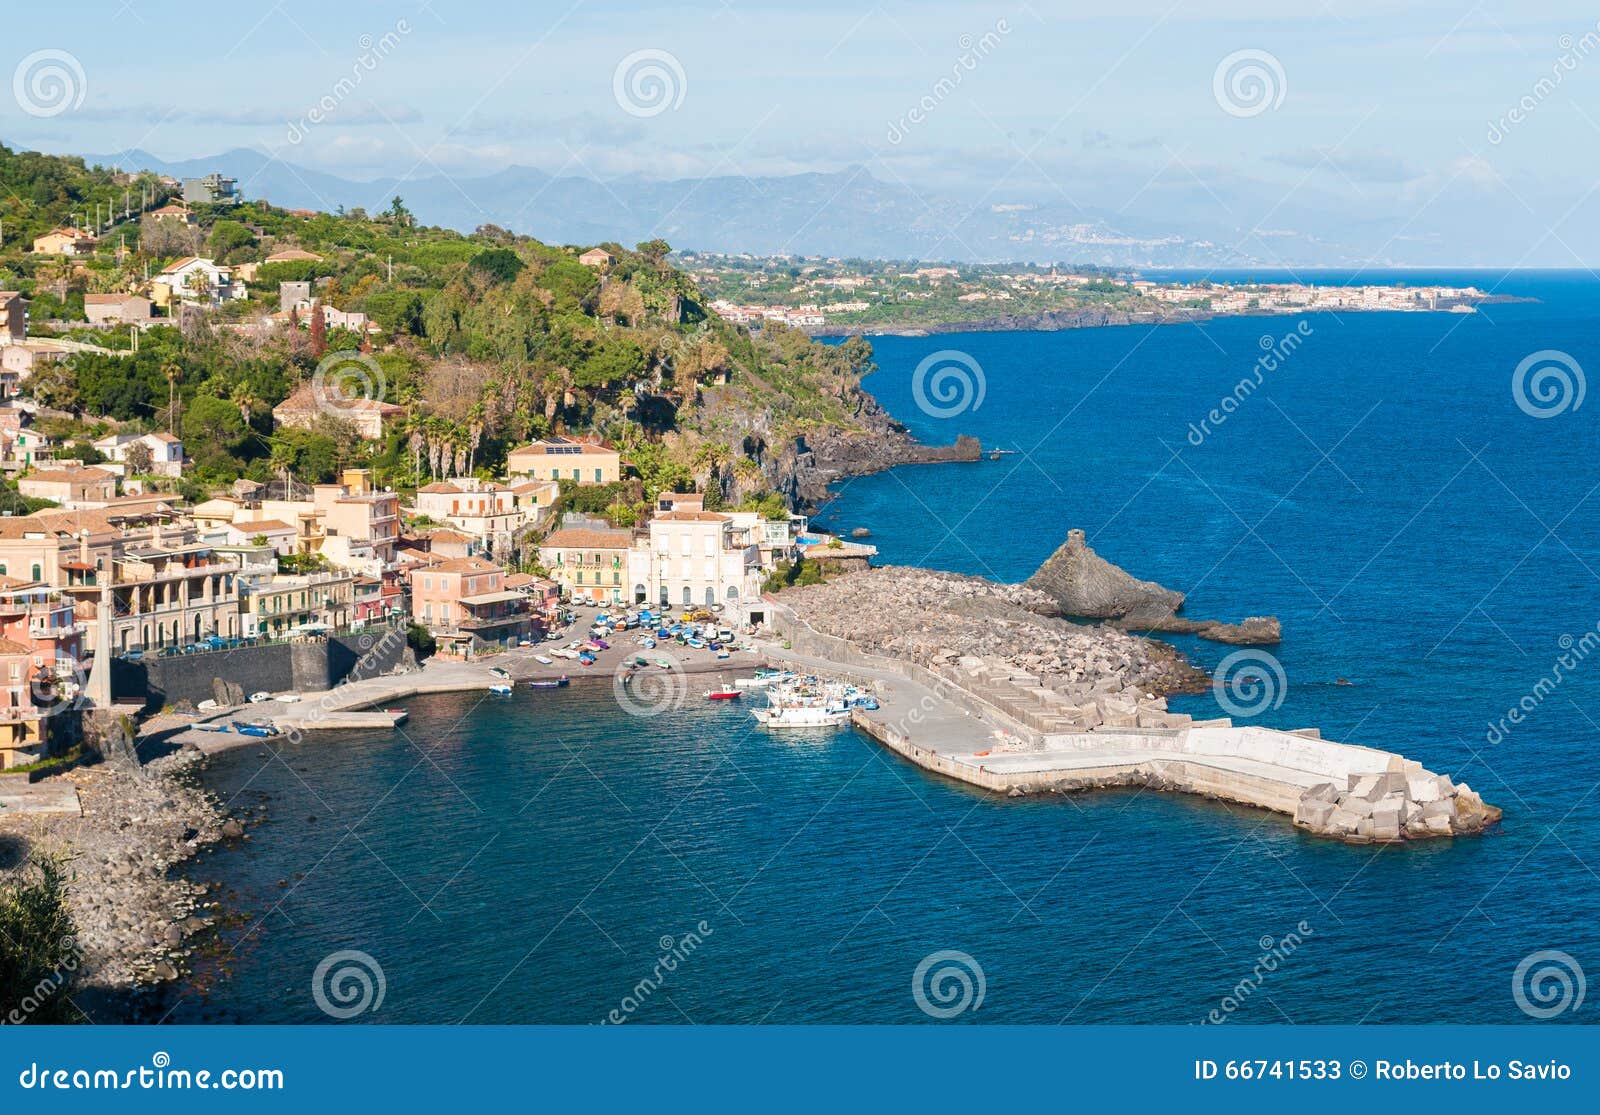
[643,511,761,611]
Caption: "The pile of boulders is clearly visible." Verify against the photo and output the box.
[783,566,1207,698]
[1293,768,1501,842]
[19,745,236,995]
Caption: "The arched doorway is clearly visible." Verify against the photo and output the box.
[634,584,646,604]
[703,587,715,606]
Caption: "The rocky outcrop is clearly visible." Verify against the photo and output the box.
[1027,529,1280,645]
[1026,529,1185,619]
[1293,770,1501,843]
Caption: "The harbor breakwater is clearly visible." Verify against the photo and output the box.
[766,574,1501,843]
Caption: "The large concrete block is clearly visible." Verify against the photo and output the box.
[1295,799,1336,829]
[1306,782,1341,804]
[1425,814,1454,836]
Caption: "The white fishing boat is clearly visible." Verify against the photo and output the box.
[751,677,854,728]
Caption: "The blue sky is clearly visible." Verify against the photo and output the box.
[7,1,1600,261]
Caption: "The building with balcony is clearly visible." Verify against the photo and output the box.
[538,526,638,605]
[410,556,531,654]
[506,437,621,485]
[242,570,355,638]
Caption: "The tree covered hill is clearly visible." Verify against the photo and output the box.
[0,145,890,514]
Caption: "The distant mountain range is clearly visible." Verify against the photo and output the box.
[81,146,1265,267]
[71,145,1561,268]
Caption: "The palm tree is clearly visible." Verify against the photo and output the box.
[162,363,183,434]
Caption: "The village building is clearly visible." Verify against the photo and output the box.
[31,228,97,256]
[152,257,243,308]
[91,431,184,477]
[410,555,532,654]
[241,569,356,638]
[505,437,621,485]
[644,510,762,611]
[84,293,154,327]
[537,526,637,605]
[16,466,118,507]
[273,382,404,440]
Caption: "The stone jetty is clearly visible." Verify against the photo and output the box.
[769,568,1500,843]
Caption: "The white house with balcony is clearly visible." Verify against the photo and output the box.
[643,510,761,611]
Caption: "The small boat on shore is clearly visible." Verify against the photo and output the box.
[489,666,511,680]
[231,720,279,738]
[534,655,553,665]
[527,676,570,689]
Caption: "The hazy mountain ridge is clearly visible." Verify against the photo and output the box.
[83,147,1260,266]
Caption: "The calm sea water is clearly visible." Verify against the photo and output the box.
[177,270,1599,1024]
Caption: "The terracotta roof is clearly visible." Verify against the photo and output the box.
[266,248,323,262]
[231,518,295,533]
[0,637,33,655]
[85,293,142,305]
[656,510,730,522]
[508,438,617,457]
[418,482,463,494]
[426,529,473,544]
[21,467,115,485]
[429,556,502,574]
[542,528,632,549]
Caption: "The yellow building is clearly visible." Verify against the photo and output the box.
[506,438,621,485]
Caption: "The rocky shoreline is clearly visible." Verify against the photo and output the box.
[1,743,241,1019]
[806,295,1537,339]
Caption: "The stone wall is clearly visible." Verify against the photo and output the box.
[112,629,409,711]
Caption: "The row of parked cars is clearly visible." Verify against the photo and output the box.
[121,635,262,662]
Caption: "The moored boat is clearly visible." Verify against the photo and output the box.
[527,676,570,689]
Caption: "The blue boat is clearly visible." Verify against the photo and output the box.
[230,720,278,738]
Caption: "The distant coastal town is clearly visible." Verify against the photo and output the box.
[685,252,1502,333]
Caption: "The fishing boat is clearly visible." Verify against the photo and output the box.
[489,666,511,680]
[705,687,741,700]
[655,658,673,669]
[750,678,855,728]
[489,683,514,696]
[535,655,554,665]
[527,676,570,689]
[577,652,596,666]
[231,720,279,738]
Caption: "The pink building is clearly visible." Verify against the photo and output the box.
[410,556,531,654]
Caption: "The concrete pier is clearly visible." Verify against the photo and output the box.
[762,609,1500,843]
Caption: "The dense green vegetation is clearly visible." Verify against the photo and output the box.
[2,146,881,507]
[0,857,81,1025]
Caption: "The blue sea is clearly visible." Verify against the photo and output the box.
[176,270,1599,1025]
